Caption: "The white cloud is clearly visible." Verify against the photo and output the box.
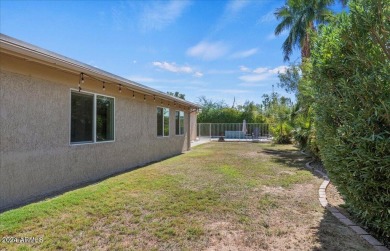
[140,0,191,31]
[182,85,251,97]
[127,75,187,84]
[239,82,269,87]
[239,66,251,72]
[152,61,203,77]
[193,72,204,78]
[226,0,250,14]
[239,73,272,82]
[266,33,277,40]
[207,69,237,74]
[267,30,288,40]
[268,65,288,74]
[111,6,125,30]
[239,65,288,82]
[230,48,258,59]
[253,67,268,74]
[258,10,275,24]
[153,61,191,73]
[219,89,250,94]
[187,41,229,61]
[213,0,251,32]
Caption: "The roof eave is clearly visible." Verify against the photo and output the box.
[0,33,200,109]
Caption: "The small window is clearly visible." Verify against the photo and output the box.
[157,107,163,136]
[71,92,94,143]
[175,111,185,135]
[71,90,115,144]
[157,107,169,137]
[96,95,114,141]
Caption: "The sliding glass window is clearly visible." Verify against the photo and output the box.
[71,92,94,143]
[164,108,170,136]
[96,95,114,141]
[157,107,169,137]
[71,90,115,144]
[175,111,185,135]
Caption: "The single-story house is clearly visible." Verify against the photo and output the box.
[0,34,200,211]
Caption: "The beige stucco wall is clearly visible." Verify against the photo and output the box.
[190,111,198,141]
[0,53,191,210]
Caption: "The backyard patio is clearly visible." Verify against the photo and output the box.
[0,142,373,250]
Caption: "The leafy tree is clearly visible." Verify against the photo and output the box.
[237,101,265,123]
[274,0,334,61]
[277,63,301,94]
[196,96,232,123]
[277,62,319,155]
[167,91,185,100]
[274,0,348,153]
[262,93,294,143]
[197,97,266,124]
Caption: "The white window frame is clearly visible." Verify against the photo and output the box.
[70,89,115,145]
[175,110,185,136]
[157,106,170,137]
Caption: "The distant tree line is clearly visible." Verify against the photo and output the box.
[167,91,185,100]
[197,94,294,144]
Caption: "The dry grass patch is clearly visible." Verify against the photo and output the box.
[0,142,373,250]
[326,182,353,218]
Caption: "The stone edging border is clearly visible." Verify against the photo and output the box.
[305,161,389,251]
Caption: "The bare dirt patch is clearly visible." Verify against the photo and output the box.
[239,151,269,159]
[326,182,345,207]
[205,221,250,251]
[261,185,285,195]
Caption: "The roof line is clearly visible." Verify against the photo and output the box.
[0,33,200,108]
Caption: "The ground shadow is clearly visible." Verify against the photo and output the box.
[313,210,375,251]
[262,147,328,180]
[262,147,375,250]
[0,152,185,213]
[262,148,310,170]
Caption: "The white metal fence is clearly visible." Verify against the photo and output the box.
[197,123,272,140]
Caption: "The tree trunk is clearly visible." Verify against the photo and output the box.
[301,22,315,61]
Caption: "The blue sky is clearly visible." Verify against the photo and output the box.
[0,0,341,106]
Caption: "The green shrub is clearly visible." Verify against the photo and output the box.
[292,125,320,158]
[291,126,309,148]
[311,0,390,242]
[272,122,293,144]
[274,134,292,144]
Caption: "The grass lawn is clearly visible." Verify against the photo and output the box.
[0,142,373,250]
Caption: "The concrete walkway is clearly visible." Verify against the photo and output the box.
[190,137,272,148]
[190,138,211,148]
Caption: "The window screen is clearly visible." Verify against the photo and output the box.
[157,107,169,137]
[71,92,94,143]
[175,111,184,135]
[96,95,114,141]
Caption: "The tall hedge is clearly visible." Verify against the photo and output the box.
[311,0,390,242]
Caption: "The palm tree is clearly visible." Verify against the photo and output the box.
[274,0,335,61]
